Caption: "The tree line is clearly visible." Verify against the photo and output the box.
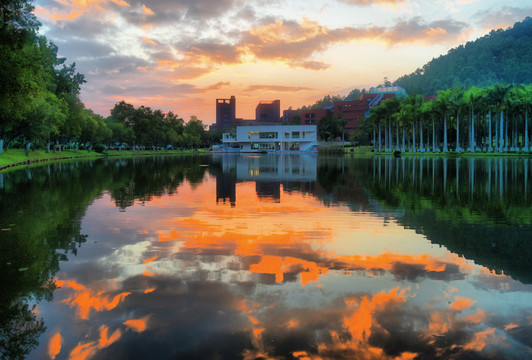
[0,0,218,155]
[353,84,532,153]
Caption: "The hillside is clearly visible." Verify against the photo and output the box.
[394,17,532,95]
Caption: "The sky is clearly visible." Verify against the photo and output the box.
[33,0,532,125]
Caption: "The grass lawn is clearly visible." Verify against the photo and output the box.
[0,148,208,171]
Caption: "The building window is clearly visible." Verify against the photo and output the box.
[253,143,275,150]
[259,132,277,139]
[292,131,300,139]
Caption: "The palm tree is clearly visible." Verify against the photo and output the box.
[435,89,453,152]
[464,86,483,152]
[368,105,386,152]
[380,98,401,152]
[420,100,436,152]
[449,87,466,151]
[487,84,512,152]
[510,84,532,151]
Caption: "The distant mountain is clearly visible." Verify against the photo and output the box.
[394,17,532,95]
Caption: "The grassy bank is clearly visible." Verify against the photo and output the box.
[0,148,207,172]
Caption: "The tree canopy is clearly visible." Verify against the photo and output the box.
[394,17,532,95]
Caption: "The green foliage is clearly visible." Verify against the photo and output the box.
[360,82,532,153]
[394,17,532,94]
[317,114,346,141]
[93,143,106,153]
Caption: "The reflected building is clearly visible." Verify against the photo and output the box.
[216,173,236,207]
[212,154,317,205]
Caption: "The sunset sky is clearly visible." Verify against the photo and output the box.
[34,0,532,125]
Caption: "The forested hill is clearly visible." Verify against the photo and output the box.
[394,17,532,95]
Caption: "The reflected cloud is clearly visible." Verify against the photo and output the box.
[123,315,150,332]
[48,332,61,360]
[69,325,121,360]
[56,280,131,320]
[22,156,532,359]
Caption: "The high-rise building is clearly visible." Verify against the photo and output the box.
[216,96,236,129]
[255,100,280,124]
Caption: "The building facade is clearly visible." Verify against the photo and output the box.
[299,86,407,134]
[222,125,318,152]
[216,96,236,129]
[255,100,281,124]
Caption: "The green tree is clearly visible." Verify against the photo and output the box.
[317,114,346,141]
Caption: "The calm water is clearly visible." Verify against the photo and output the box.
[1,154,532,360]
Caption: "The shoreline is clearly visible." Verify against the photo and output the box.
[0,149,208,172]
[3,147,532,172]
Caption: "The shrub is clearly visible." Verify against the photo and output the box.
[93,144,106,153]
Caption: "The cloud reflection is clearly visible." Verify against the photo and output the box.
[33,170,532,360]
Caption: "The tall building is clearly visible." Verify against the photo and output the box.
[282,109,300,124]
[255,100,281,124]
[216,96,236,129]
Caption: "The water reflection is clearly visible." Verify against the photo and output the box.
[0,155,531,359]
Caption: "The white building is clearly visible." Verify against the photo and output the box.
[222,125,318,152]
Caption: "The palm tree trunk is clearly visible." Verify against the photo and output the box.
[420,120,424,152]
[432,117,436,152]
[499,110,504,152]
[505,111,508,151]
[378,124,382,152]
[456,112,460,151]
[413,121,416,152]
[525,110,529,151]
[472,111,475,152]
[389,121,392,152]
[384,121,388,152]
[396,124,399,151]
[443,114,448,152]
[373,126,376,152]
[402,126,405,152]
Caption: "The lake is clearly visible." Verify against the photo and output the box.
[1,154,532,359]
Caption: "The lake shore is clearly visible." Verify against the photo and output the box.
[0,148,208,172]
[3,147,532,172]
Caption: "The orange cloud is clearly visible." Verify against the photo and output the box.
[142,36,158,46]
[70,325,121,360]
[463,328,497,352]
[141,4,154,15]
[48,332,62,359]
[124,315,150,332]
[249,255,329,286]
[58,279,130,319]
[450,297,474,312]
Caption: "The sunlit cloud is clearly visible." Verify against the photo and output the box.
[33,0,529,123]
[48,332,62,360]
[245,85,315,92]
[339,0,408,10]
[141,4,154,15]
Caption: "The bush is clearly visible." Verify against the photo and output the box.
[93,144,106,153]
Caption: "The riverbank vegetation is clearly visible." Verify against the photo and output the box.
[352,84,532,154]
